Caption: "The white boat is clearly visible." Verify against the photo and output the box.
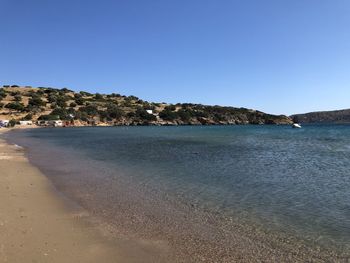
[292,123,302,128]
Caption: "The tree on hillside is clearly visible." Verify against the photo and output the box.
[134,107,156,121]
[108,93,121,98]
[28,95,46,107]
[78,104,98,116]
[43,88,58,94]
[10,91,20,96]
[14,94,22,102]
[106,104,124,119]
[23,114,33,120]
[38,114,60,121]
[61,88,73,93]
[94,93,104,100]
[48,94,57,103]
[36,89,44,95]
[5,102,25,111]
[74,111,89,121]
[159,109,178,121]
[165,105,176,111]
[177,109,193,122]
[50,107,75,120]
[80,91,92,97]
[0,89,6,99]
[56,95,68,108]
[75,97,85,105]
[128,95,139,101]
[8,119,17,127]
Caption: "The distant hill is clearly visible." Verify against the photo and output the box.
[0,85,292,126]
[291,109,350,124]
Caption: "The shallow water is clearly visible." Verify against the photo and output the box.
[7,125,350,261]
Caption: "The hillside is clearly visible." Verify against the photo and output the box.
[291,109,350,124]
[0,85,292,126]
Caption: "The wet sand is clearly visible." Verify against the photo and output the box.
[0,129,169,263]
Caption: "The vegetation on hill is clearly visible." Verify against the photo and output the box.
[0,85,292,126]
[291,109,350,124]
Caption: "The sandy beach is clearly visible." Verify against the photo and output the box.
[0,129,170,263]
[0,129,122,262]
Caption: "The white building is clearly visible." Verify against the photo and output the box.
[19,121,33,126]
[0,120,9,127]
[51,120,63,127]
[37,120,63,127]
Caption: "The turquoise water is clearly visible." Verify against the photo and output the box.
[8,125,350,260]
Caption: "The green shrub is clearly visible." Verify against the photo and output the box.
[128,95,139,101]
[61,88,73,93]
[143,102,155,110]
[80,91,92,97]
[134,108,156,121]
[107,93,121,98]
[121,100,133,107]
[50,102,57,109]
[28,95,46,107]
[56,96,68,108]
[8,119,17,127]
[99,110,114,122]
[165,105,176,111]
[5,102,25,111]
[159,109,178,121]
[36,89,44,95]
[50,108,73,120]
[0,89,6,99]
[94,93,104,100]
[38,114,60,121]
[74,111,88,121]
[106,104,124,119]
[75,97,85,105]
[110,93,121,97]
[44,88,57,94]
[14,94,22,102]
[48,94,57,103]
[10,91,20,96]
[23,114,33,120]
[79,104,98,116]
[178,109,192,122]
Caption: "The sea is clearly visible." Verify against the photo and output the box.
[6,125,350,262]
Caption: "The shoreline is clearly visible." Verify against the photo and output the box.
[2,127,350,262]
[0,129,123,262]
[0,129,169,263]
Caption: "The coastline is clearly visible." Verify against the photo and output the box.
[0,129,121,262]
[2,126,350,262]
[0,129,169,263]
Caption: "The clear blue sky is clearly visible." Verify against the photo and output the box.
[1,0,350,115]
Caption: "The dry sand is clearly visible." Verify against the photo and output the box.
[0,129,166,263]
